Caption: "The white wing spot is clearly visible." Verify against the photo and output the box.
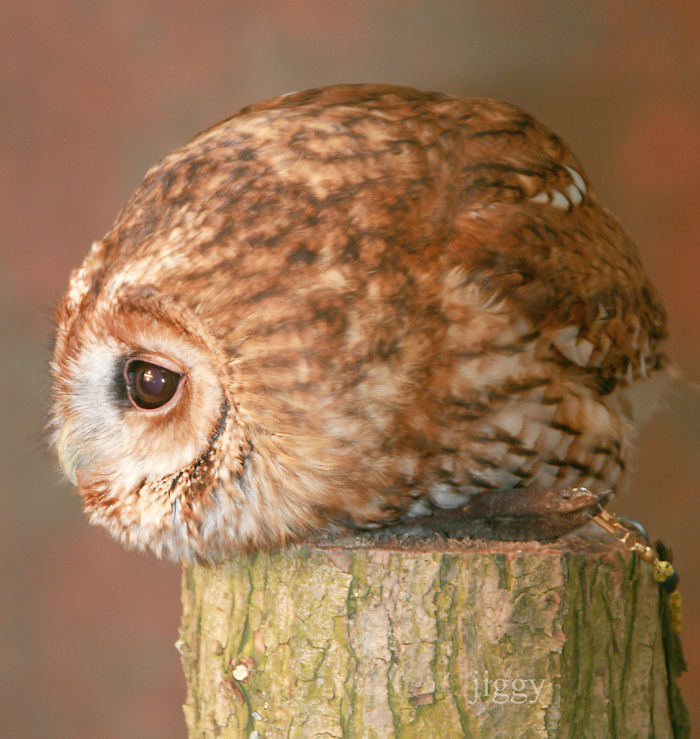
[406,499,432,518]
[530,166,587,210]
[552,325,595,366]
[429,483,470,509]
[549,189,570,210]
[565,182,583,206]
[564,166,587,194]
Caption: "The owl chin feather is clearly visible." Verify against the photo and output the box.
[57,420,83,486]
[50,84,668,560]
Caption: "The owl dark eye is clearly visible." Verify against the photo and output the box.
[125,359,183,410]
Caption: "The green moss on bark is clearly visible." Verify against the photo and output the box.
[178,538,687,738]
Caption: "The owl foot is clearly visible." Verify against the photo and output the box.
[312,487,612,548]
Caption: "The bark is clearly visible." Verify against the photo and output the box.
[178,534,687,738]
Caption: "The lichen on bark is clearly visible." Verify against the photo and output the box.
[178,536,686,738]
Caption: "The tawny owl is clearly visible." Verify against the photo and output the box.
[50,84,668,561]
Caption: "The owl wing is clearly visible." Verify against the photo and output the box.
[439,97,668,392]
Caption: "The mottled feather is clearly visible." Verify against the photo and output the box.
[50,84,668,561]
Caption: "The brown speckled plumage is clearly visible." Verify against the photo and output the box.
[50,84,668,561]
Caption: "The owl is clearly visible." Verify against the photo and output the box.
[50,84,668,561]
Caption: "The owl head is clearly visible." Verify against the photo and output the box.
[51,249,227,557]
[50,84,449,560]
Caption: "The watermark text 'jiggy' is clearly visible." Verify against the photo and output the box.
[467,671,547,705]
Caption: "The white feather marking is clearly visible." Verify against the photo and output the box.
[574,338,595,366]
[429,483,470,509]
[171,498,181,526]
[564,166,587,194]
[565,182,583,206]
[493,409,525,438]
[552,326,594,366]
[549,189,570,210]
[552,325,578,355]
[406,499,432,518]
[530,167,586,211]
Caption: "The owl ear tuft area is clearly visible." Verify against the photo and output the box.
[64,240,115,315]
[53,240,115,360]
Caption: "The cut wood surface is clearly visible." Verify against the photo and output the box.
[179,533,685,738]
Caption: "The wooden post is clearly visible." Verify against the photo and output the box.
[178,536,687,738]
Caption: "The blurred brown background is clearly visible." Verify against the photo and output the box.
[1,2,698,736]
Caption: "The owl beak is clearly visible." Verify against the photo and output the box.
[57,421,83,486]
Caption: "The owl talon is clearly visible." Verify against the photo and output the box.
[312,487,613,547]
[405,486,611,542]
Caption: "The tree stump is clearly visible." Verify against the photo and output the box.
[178,534,687,738]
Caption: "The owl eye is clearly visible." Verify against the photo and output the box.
[124,359,183,410]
